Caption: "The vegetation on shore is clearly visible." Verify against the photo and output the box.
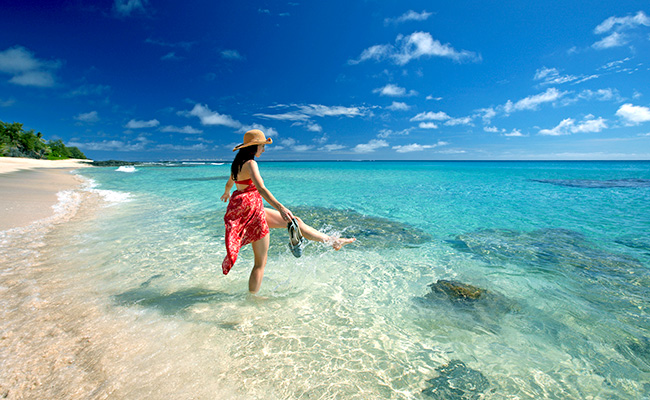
[0,120,87,160]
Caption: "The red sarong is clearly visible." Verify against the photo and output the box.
[222,184,269,275]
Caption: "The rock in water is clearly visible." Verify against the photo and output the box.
[422,359,489,399]
[427,280,484,301]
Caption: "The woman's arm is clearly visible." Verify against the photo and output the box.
[245,160,293,222]
[220,176,234,202]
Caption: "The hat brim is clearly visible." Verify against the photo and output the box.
[232,137,272,151]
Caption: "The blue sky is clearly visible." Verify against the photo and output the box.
[1,0,649,161]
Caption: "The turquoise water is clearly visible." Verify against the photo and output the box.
[52,162,650,398]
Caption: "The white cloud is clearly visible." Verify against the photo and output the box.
[293,145,314,152]
[377,128,412,138]
[155,143,207,151]
[594,11,650,34]
[186,104,243,128]
[66,83,110,97]
[255,104,366,121]
[484,126,501,133]
[504,88,567,114]
[577,88,621,102]
[306,123,323,132]
[503,129,526,137]
[350,31,480,65]
[384,10,433,25]
[281,138,297,147]
[426,95,443,101]
[321,144,345,151]
[387,101,410,111]
[373,84,417,97]
[69,136,150,152]
[410,111,450,121]
[419,122,438,129]
[593,32,628,49]
[113,0,148,17]
[239,123,278,137]
[477,107,497,124]
[75,111,99,123]
[160,125,203,134]
[534,67,579,85]
[0,46,61,87]
[353,139,389,153]
[616,103,650,124]
[539,115,607,136]
[444,116,473,126]
[392,141,448,153]
[221,50,244,60]
[126,119,160,129]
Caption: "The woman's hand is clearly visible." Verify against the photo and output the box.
[280,207,294,222]
[220,192,230,202]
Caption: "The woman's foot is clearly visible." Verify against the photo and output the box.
[330,237,356,250]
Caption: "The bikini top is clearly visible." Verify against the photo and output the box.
[235,178,253,185]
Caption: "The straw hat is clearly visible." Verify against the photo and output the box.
[232,129,273,151]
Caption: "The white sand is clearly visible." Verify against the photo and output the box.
[0,157,93,174]
[0,157,92,231]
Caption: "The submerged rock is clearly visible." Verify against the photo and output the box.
[422,359,490,399]
[531,178,650,188]
[427,280,484,301]
[448,228,645,281]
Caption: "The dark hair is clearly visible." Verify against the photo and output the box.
[231,145,258,180]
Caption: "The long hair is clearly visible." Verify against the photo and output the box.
[231,145,258,180]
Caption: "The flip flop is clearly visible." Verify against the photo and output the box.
[287,217,307,258]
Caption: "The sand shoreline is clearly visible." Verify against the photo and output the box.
[0,157,92,231]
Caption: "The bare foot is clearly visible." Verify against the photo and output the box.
[331,237,356,251]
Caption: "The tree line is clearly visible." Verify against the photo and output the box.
[0,120,87,160]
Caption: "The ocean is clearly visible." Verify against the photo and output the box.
[3,161,650,399]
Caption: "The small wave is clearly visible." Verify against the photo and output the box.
[211,163,225,166]
[116,166,137,173]
[80,176,132,206]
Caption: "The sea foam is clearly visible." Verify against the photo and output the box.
[116,166,137,173]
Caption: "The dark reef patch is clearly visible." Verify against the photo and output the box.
[422,360,490,399]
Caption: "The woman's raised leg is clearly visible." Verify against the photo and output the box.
[249,234,270,294]
[264,208,355,249]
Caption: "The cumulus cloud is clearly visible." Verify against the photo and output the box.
[292,145,314,152]
[350,32,480,65]
[616,103,650,124]
[419,122,438,129]
[410,111,450,121]
[444,116,473,126]
[387,101,410,111]
[75,111,99,123]
[503,129,526,137]
[353,139,389,153]
[186,104,243,128]
[392,141,448,153]
[539,115,607,136]
[384,10,433,25]
[126,119,160,129]
[0,46,61,87]
[160,125,203,134]
[373,84,417,97]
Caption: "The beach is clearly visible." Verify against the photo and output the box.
[1,160,649,399]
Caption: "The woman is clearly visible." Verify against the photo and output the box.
[220,129,355,293]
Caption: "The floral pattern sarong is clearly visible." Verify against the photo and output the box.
[222,184,269,275]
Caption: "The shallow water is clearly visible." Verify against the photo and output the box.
[2,161,650,399]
